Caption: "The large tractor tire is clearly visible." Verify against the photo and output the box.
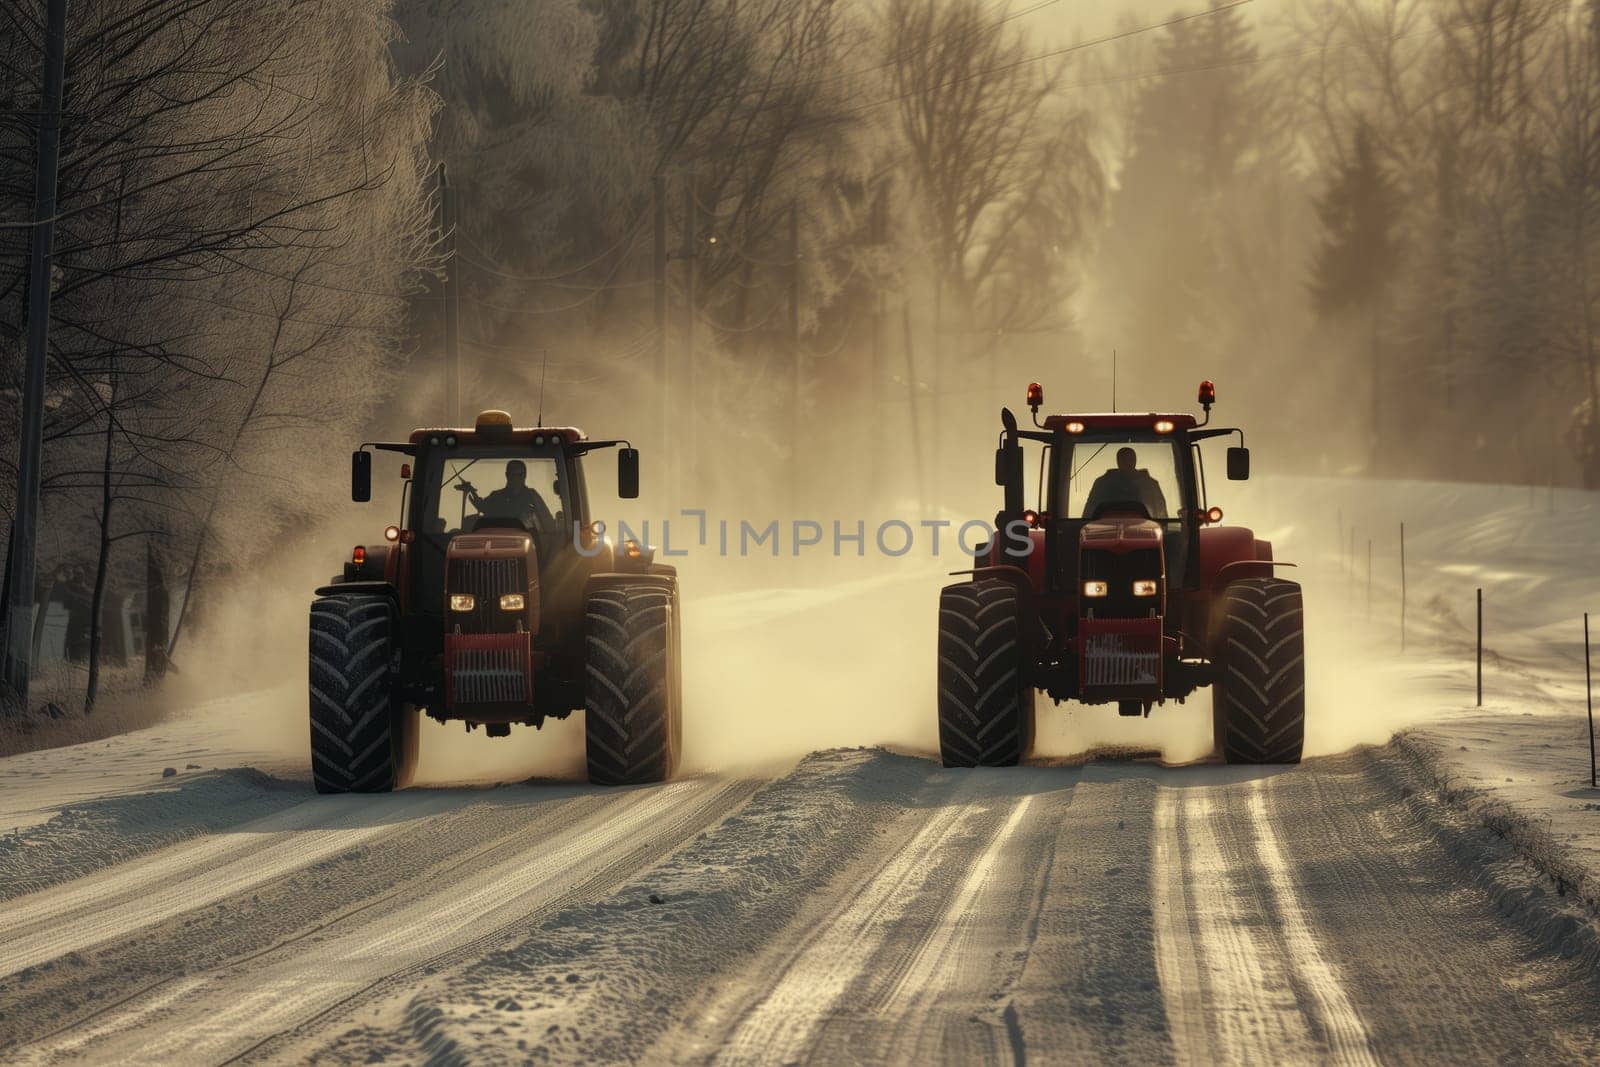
[584,581,681,786]
[937,579,1034,767]
[1213,577,1305,764]
[308,592,418,793]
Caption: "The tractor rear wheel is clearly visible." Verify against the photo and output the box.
[308,592,418,793]
[1213,577,1305,764]
[937,579,1034,767]
[584,581,681,786]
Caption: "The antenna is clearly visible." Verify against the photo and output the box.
[1111,347,1117,412]
[536,347,550,426]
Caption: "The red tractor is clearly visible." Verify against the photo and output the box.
[309,410,681,792]
[937,381,1303,766]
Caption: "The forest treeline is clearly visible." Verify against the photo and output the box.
[2,0,1598,711]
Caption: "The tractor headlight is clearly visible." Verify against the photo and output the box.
[449,594,475,612]
[1132,579,1159,597]
[1082,580,1108,598]
[499,593,525,612]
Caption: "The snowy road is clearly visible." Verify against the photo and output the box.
[2,745,1597,1064]
[2,475,1599,1063]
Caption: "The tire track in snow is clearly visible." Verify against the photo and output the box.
[1154,783,1378,1067]
[877,794,1034,1013]
[1245,779,1379,1066]
[870,794,1035,1065]
[1152,787,1209,1066]
[15,778,752,1066]
[711,792,978,1066]
[1164,789,1313,1061]
[0,790,457,978]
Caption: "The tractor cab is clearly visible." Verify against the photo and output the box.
[1036,414,1203,598]
[993,382,1249,600]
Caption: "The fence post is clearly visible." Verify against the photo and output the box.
[1476,588,1482,707]
[1400,522,1407,652]
[1586,612,1594,790]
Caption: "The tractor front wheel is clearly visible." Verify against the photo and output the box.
[1213,577,1305,764]
[308,592,418,793]
[584,581,681,786]
[937,579,1034,767]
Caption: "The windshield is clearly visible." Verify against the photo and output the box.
[1057,435,1185,521]
[424,452,566,537]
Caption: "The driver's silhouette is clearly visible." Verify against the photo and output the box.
[469,460,555,530]
[1084,447,1168,518]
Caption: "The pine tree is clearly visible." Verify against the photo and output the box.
[1310,119,1400,472]
[1311,121,1399,319]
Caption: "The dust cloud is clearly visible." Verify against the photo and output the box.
[168,360,1448,786]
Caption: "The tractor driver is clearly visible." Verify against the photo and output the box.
[1084,447,1169,519]
[468,460,556,531]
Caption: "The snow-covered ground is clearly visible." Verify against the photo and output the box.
[1,473,1598,1064]
[1232,475,1600,894]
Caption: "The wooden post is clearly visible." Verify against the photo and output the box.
[1476,587,1482,707]
[1366,539,1372,619]
[1586,612,1594,789]
[1400,522,1407,652]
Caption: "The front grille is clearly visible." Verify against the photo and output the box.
[1083,633,1160,687]
[447,556,527,632]
[452,640,530,704]
[1080,548,1161,619]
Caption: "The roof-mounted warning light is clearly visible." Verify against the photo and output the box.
[475,409,513,434]
[1197,380,1216,426]
[1026,382,1044,426]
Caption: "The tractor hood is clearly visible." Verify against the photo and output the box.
[1080,515,1162,554]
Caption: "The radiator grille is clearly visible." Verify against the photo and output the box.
[447,556,527,631]
[452,642,530,704]
[1083,633,1160,688]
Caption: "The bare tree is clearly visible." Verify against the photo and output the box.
[886,0,1100,331]
[1,0,435,711]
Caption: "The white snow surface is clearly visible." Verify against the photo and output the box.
[0,473,1597,1064]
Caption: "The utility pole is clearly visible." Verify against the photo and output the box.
[680,178,697,485]
[653,174,669,451]
[4,0,69,710]
[438,163,460,425]
[789,200,801,511]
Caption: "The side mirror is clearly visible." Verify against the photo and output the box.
[997,443,1024,513]
[351,450,372,502]
[1226,446,1250,480]
[618,448,640,499]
